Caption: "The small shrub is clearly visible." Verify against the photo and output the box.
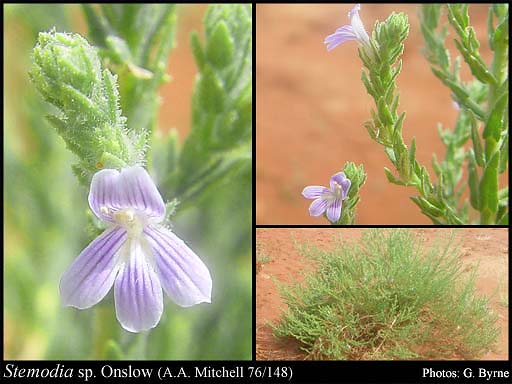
[273,229,499,360]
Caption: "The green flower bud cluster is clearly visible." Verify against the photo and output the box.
[30,30,146,185]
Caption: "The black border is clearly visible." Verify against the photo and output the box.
[1,2,510,384]
[2,360,511,383]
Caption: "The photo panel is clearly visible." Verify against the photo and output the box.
[256,3,508,225]
[256,227,508,361]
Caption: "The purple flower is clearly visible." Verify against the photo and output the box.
[324,4,370,51]
[60,166,212,333]
[302,172,351,223]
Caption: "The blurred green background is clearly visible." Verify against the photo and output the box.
[4,4,252,360]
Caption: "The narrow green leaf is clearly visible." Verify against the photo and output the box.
[411,196,444,217]
[408,137,416,166]
[483,91,507,141]
[105,35,133,65]
[496,189,508,224]
[436,173,445,202]
[81,4,109,48]
[384,167,405,186]
[390,93,400,116]
[492,16,508,50]
[364,121,382,144]
[206,21,234,68]
[479,151,499,223]
[420,166,433,196]
[497,211,508,225]
[469,112,484,167]
[197,65,225,113]
[467,150,480,210]
[498,187,508,201]
[393,111,406,136]
[498,132,508,173]
[431,154,442,177]
[454,39,496,85]
[190,31,206,72]
[377,96,394,127]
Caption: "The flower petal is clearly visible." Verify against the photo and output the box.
[324,26,355,42]
[324,27,357,51]
[118,166,165,220]
[326,199,343,223]
[331,172,352,199]
[60,227,127,309]
[114,238,163,332]
[348,4,370,44]
[330,172,349,194]
[341,178,351,199]
[309,197,328,216]
[302,186,330,199]
[88,169,122,221]
[144,226,212,307]
[88,166,165,222]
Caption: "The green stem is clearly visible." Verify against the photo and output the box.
[488,42,507,109]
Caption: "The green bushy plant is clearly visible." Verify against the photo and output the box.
[273,229,499,360]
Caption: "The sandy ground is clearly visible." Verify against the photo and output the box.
[255,4,506,224]
[256,228,509,360]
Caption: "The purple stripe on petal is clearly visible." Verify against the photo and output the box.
[60,227,127,309]
[325,30,356,43]
[335,25,354,34]
[325,36,357,51]
[89,166,165,221]
[326,199,342,223]
[324,29,355,43]
[326,42,342,52]
[324,31,357,46]
[325,4,370,52]
[88,169,120,221]
[341,178,351,199]
[119,167,165,221]
[302,186,329,199]
[144,226,212,307]
[114,238,163,333]
[309,198,328,216]
[330,172,351,199]
[330,172,347,188]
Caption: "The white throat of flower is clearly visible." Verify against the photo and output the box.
[332,182,343,197]
[101,206,145,238]
[101,205,158,268]
[321,181,343,202]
